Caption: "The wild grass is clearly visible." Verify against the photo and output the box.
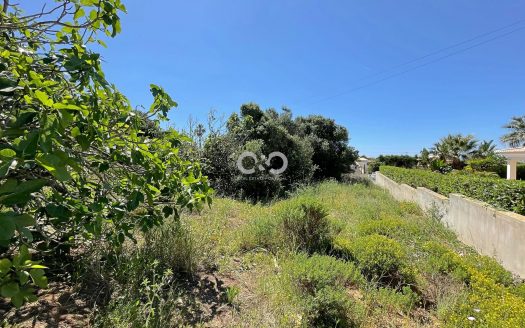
[72,180,525,327]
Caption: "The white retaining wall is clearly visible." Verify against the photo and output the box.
[374,172,525,277]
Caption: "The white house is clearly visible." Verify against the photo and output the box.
[496,147,525,180]
[355,157,370,175]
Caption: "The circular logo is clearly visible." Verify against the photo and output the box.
[236,151,288,176]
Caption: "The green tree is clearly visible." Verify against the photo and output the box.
[296,115,358,180]
[501,116,525,148]
[420,148,431,167]
[431,134,478,169]
[474,140,497,158]
[0,0,211,307]
[208,104,314,200]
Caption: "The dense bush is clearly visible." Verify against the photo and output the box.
[0,0,211,307]
[380,166,525,215]
[202,104,357,201]
[467,156,525,180]
[466,155,507,176]
[203,104,314,201]
[376,155,418,169]
[278,198,331,253]
[423,241,513,287]
[277,254,365,327]
[356,217,420,240]
[335,234,415,288]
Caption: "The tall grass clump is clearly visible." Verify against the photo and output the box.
[240,197,332,254]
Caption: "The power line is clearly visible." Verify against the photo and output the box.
[297,18,525,106]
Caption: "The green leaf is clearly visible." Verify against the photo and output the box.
[0,148,16,158]
[12,214,35,228]
[36,154,71,181]
[0,258,12,273]
[71,126,81,137]
[53,103,83,111]
[18,270,30,285]
[74,8,85,20]
[1,282,20,298]
[11,293,24,308]
[34,90,53,107]
[0,214,16,240]
[0,160,14,177]
[30,269,48,288]
[19,227,33,243]
[19,245,30,263]
[0,179,47,206]
[29,264,48,269]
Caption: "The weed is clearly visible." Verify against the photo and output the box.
[224,286,240,305]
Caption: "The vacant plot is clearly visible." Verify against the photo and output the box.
[4,181,525,327]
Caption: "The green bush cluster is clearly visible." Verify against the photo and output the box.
[279,199,332,253]
[423,241,513,287]
[420,241,525,327]
[277,254,365,328]
[334,234,415,288]
[466,155,525,180]
[240,198,332,254]
[380,166,525,215]
[376,155,418,168]
[444,272,525,328]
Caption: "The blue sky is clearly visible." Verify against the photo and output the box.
[32,1,525,156]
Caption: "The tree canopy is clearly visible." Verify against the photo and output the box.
[0,0,211,307]
[202,104,358,201]
[501,116,525,148]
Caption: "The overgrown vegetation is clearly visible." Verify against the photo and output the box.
[380,166,525,215]
[3,179,524,327]
[0,0,211,308]
[202,104,358,201]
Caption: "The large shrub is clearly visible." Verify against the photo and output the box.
[278,198,331,253]
[466,155,507,177]
[0,0,211,307]
[380,166,525,215]
[343,234,415,288]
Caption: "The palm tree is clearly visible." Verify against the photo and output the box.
[501,116,525,148]
[474,140,496,158]
[431,134,478,169]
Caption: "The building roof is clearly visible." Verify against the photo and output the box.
[496,147,525,161]
[496,147,525,154]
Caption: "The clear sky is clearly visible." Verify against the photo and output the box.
[30,1,525,156]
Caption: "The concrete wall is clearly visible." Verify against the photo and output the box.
[374,172,525,277]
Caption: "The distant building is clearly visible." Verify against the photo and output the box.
[355,157,370,174]
[496,147,525,180]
